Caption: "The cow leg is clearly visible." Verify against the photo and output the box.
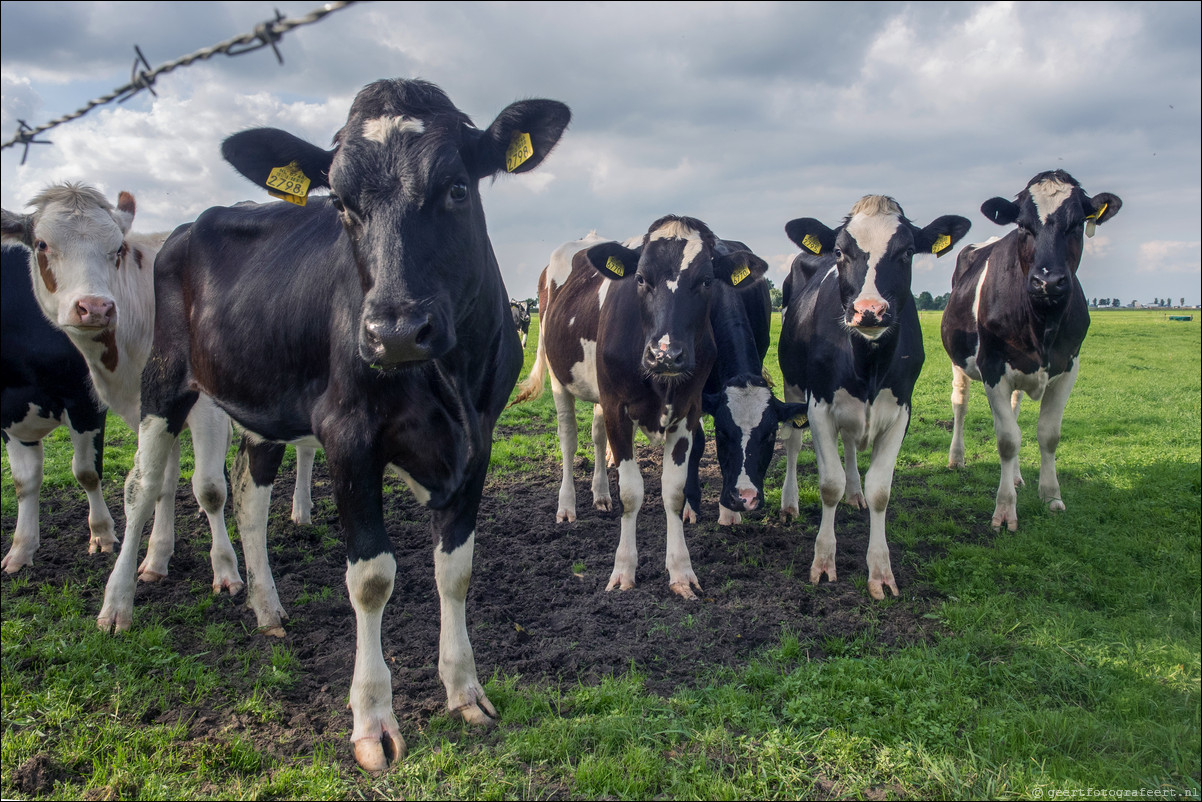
[99,414,182,632]
[65,408,115,553]
[2,437,44,572]
[779,383,807,523]
[136,439,181,581]
[841,432,866,509]
[663,422,701,599]
[551,384,579,522]
[808,403,844,584]
[1035,363,1078,513]
[232,436,286,635]
[863,408,908,600]
[984,380,1021,531]
[606,418,641,591]
[291,444,316,525]
[590,404,611,512]
[683,425,703,524]
[1011,391,1025,487]
[948,364,971,469]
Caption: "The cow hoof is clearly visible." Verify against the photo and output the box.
[717,507,741,526]
[948,458,965,469]
[594,498,612,513]
[291,511,312,526]
[780,506,798,524]
[682,503,698,524]
[257,625,286,638]
[452,696,498,728]
[556,509,576,523]
[1046,498,1065,512]
[137,569,166,583]
[669,579,701,600]
[89,537,118,555]
[213,578,246,596]
[353,731,407,774]
[810,559,837,584]
[844,493,867,510]
[605,574,635,591]
[1,552,32,573]
[97,609,132,634]
[867,578,899,600]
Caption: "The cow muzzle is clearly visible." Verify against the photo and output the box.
[723,486,761,512]
[68,296,116,330]
[360,311,452,368]
[1027,270,1070,300]
[643,339,690,377]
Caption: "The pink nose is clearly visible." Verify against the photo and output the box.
[852,298,887,325]
[739,489,759,510]
[74,297,115,327]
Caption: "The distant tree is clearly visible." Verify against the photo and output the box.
[915,291,935,310]
[1183,297,1187,307]
[525,297,538,313]
[769,287,783,310]
[933,292,950,310]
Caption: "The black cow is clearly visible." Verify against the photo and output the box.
[2,246,115,570]
[685,241,806,525]
[941,170,1121,530]
[95,78,569,772]
[779,196,969,599]
[511,299,531,348]
[514,220,766,598]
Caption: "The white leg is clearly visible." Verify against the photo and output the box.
[984,379,1021,531]
[231,444,284,635]
[841,432,865,509]
[2,438,44,572]
[435,532,496,723]
[662,424,700,599]
[137,438,181,581]
[1011,391,1025,487]
[590,404,611,512]
[949,364,970,468]
[291,444,316,525]
[66,426,117,555]
[718,504,742,526]
[808,404,844,584]
[189,397,242,594]
[551,385,578,522]
[607,452,642,591]
[1036,363,1078,512]
[99,416,174,632]
[347,552,405,773]
[863,408,908,600]
[779,384,807,522]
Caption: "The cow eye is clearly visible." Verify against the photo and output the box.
[329,195,345,213]
[35,240,48,252]
[636,273,647,287]
[834,247,844,260]
[449,182,468,203]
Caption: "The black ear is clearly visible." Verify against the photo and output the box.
[469,99,571,179]
[221,128,335,197]
[713,249,768,288]
[1087,192,1122,225]
[981,197,1019,226]
[1,209,34,248]
[772,398,809,429]
[915,215,973,258]
[785,218,836,255]
[578,240,641,281]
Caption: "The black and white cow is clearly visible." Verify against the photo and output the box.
[511,299,532,348]
[779,196,970,599]
[97,78,569,771]
[685,241,806,525]
[941,170,1121,530]
[2,245,115,570]
[514,219,767,598]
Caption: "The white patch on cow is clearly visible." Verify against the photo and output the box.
[657,334,671,352]
[648,220,703,275]
[568,315,576,328]
[434,532,487,713]
[361,116,425,144]
[346,552,399,749]
[725,384,772,492]
[547,232,603,288]
[390,465,432,505]
[597,279,610,309]
[564,339,600,401]
[845,207,902,308]
[1029,177,1075,223]
[972,259,991,324]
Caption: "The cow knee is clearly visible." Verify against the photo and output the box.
[194,479,227,515]
[347,553,396,613]
[996,430,1020,460]
[819,475,844,507]
[868,486,891,513]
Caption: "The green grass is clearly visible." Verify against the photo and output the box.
[3,310,1199,799]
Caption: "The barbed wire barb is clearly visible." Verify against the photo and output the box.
[1,1,357,156]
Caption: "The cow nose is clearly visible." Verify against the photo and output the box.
[1029,272,1067,296]
[852,298,888,326]
[362,313,435,365]
[643,342,686,373]
[738,489,759,511]
[74,296,115,327]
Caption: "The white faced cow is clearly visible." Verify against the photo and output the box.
[941,170,1121,530]
[101,79,569,772]
[779,196,970,599]
[2,245,114,570]
[514,219,768,598]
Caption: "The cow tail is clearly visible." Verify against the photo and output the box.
[511,322,547,405]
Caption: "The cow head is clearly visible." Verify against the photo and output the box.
[577,216,767,381]
[786,196,970,340]
[1,183,136,333]
[704,376,807,514]
[980,170,1122,306]
[222,79,570,369]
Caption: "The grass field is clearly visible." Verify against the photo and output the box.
[2,309,1199,800]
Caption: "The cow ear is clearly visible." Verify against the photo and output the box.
[471,99,571,179]
[772,398,809,429]
[221,128,334,200]
[112,191,136,236]
[1087,192,1122,226]
[915,215,972,258]
[713,250,768,287]
[1,208,34,248]
[981,197,1019,226]
[578,241,640,281]
[785,218,835,256]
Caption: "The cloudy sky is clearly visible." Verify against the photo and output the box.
[2,1,1199,305]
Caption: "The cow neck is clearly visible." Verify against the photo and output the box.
[710,287,761,384]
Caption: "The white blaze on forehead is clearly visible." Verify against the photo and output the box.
[647,220,703,275]
[845,210,902,304]
[361,115,425,144]
[1029,178,1076,223]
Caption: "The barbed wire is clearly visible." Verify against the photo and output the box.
[2,1,359,163]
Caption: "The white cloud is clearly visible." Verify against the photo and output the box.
[1138,240,1202,274]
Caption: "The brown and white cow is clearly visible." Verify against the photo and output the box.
[0,184,316,591]
[941,170,1121,530]
[515,218,767,598]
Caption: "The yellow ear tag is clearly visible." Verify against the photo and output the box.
[605,256,625,278]
[505,132,534,173]
[1085,202,1107,239]
[801,234,822,254]
[730,263,751,285]
[790,412,808,429]
[266,162,310,206]
[932,234,952,255]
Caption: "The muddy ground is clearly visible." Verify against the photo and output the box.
[2,427,951,779]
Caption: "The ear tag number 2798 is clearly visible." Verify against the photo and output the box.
[266,162,311,206]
